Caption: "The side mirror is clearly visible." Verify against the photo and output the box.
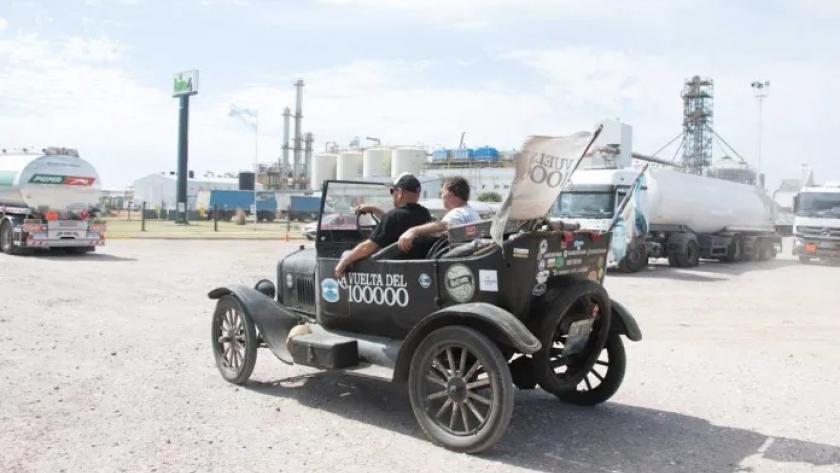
[793,195,800,213]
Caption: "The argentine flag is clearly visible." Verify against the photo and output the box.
[228,104,258,131]
[610,169,649,263]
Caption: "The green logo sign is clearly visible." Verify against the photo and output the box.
[173,76,193,94]
[172,70,199,97]
[29,174,65,184]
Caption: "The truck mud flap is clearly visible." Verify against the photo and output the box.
[208,284,305,364]
[610,298,642,342]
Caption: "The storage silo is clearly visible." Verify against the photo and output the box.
[363,147,392,178]
[391,147,427,178]
[310,153,338,190]
[336,151,364,180]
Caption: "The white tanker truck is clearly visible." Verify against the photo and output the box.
[550,166,782,272]
[0,147,106,255]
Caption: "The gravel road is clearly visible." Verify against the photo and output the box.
[1,239,838,473]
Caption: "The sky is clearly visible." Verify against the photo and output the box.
[0,0,838,191]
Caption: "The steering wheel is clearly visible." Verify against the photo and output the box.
[356,211,379,238]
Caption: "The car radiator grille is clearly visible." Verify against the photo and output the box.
[288,276,316,309]
[797,226,840,238]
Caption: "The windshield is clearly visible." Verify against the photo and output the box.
[320,181,393,229]
[796,192,840,217]
[552,192,615,219]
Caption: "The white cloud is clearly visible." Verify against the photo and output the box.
[222,60,563,154]
[1,6,837,191]
[503,46,840,186]
[0,17,8,32]
[313,0,703,28]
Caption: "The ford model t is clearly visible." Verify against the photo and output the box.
[207,133,642,454]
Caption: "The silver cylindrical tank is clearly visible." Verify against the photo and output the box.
[336,151,363,180]
[390,147,426,178]
[645,168,776,233]
[310,153,338,190]
[0,149,101,212]
[363,148,392,178]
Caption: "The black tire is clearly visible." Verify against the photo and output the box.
[724,235,743,263]
[684,239,700,267]
[617,243,646,273]
[408,325,514,454]
[531,279,612,398]
[0,220,20,256]
[211,295,258,384]
[555,332,626,406]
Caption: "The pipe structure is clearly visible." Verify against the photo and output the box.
[304,132,314,190]
[293,79,304,188]
[282,106,291,182]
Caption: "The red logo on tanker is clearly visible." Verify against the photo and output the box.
[64,176,96,186]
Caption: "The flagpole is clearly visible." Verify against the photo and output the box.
[253,110,258,231]
[608,162,650,231]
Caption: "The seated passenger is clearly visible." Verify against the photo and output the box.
[334,173,432,279]
[397,175,480,252]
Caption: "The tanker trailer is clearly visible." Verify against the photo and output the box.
[550,167,781,272]
[0,147,106,255]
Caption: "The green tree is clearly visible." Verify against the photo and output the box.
[477,191,502,202]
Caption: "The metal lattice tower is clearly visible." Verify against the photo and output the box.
[680,76,714,175]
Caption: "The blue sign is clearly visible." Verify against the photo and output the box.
[419,273,431,289]
[321,278,340,303]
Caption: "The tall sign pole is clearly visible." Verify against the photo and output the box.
[173,69,199,224]
[750,79,769,187]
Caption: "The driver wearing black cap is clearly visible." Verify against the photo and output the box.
[334,173,433,279]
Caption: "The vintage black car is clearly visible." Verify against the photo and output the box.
[208,179,642,454]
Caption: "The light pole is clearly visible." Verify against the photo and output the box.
[751,80,770,186]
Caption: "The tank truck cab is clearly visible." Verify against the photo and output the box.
[791,182,840,263]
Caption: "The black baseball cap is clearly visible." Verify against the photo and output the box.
[390,172,421,193]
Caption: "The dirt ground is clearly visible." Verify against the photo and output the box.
[1,238,838,473]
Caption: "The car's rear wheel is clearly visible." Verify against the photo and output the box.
[408,325,514,454]
[211,295,258,384]
[531,279,612,398]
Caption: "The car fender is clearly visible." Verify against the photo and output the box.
[392,302,542,382]
[610,298,642,342]
[208,284,305,365]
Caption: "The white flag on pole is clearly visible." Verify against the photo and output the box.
[489,127,602,245]
[228,104,258,131]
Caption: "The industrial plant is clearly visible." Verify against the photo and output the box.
[116,73,802,218]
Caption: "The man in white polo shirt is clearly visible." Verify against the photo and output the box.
[397,175,480,253]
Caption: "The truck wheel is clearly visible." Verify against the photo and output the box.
[531,280,612,398]
[211,295,258,385]
[724,235,743,263]
[673,239,700,267]
[554,331,626,406]
[408,325,514,454]
[617,244,646,273]
[0,220,21,256]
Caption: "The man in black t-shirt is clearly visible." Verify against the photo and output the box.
[334,173,432,279]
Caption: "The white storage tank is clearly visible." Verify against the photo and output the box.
[390,147,427,178]
[310,153,338,190]
[363,148,392,178]
[336,151,363,180]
